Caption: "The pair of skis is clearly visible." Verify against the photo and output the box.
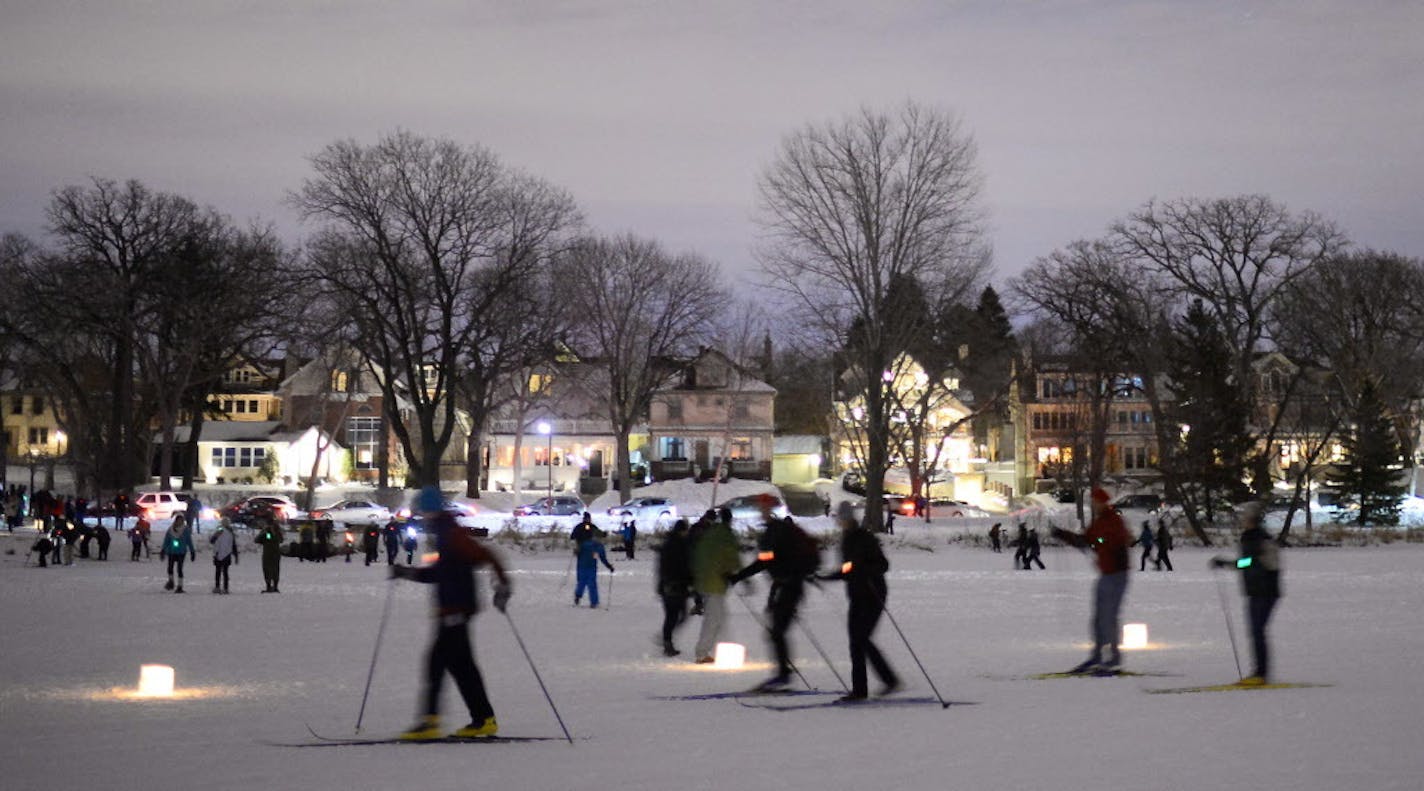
[264,724,572,748]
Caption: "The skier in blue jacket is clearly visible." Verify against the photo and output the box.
[574,535,616,608]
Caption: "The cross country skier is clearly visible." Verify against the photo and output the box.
[1212,501,1282,685]
[1132,520,1155,571]
[819,503,899,702]
[393,486,512,741]
[1051,487,1132,673]
[728,494,820,691]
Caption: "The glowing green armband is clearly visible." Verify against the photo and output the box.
[1236,557,1252,569]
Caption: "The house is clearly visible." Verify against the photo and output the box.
[772,435,826,486]
[208,356,285,422]
[483,361,625,498]
[163,420,345,485]
[647,349,776,482]
[831,352,976,498]
[279,351,407,485]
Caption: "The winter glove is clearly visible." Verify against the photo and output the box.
[492,583,512,613]
[1209,557,1232,569]
[607,564,616,574]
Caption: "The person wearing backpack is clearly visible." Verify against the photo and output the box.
[209,517,239,594]
[819,503,899,702]
[729,494,820,691]
[161,514,197,593]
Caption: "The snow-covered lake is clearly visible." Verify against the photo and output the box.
[2,523,1420,791]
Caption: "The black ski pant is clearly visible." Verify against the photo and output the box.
[1025,550,1044,570]
[166,554,187,584]
[847,596,898,697]
[214,558,231,591]
[262,551,281,590]
[131,540,142,561]
[422,616,494,723]
[1139,546,1154,571]
[766,581,804,681]
[386,542,398,564]
[1247,595,1279,679]
[660,593,687,647]
[364,546,378,566]
[1156,548,1173,571]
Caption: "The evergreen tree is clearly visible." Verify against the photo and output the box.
[1162,300,1253,515]
[1336,380,1406,525]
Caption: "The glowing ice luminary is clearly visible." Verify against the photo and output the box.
[713,642,746,669]
[1122,623,1149,650]
[137,664,175,697]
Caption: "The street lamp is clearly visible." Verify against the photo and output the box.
[536,421,553,505]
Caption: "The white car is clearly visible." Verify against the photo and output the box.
[135,492,188,521]
[606,497,678,527]
[309,499,394,527]
[716,494,792,524]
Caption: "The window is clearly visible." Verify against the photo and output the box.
[347,416,382,470]
[660,437,685,460]
[9,398,20,415]
[248,399,259,414]
[733,401,750,419]
[667,400,683,421]
[28,427,49,446]
[729,438,753,460]
[235,400,247,414]
[528,373,551,394]
[211,446,267,468]
[31,396,44,415]
[332,370,349,393]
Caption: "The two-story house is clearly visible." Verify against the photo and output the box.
[648,349,776,482]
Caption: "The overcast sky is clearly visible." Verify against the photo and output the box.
[3,1,1420,288]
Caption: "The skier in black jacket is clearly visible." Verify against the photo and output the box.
[1213,502,1282,685]
[656,519,694,656]
[819,503,899,702]
[393,487,512,740]
[729,495,819,691]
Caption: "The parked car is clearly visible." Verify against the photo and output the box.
[221,495,300,525]
[1112,494,1164,513]
[606,497,677,527]
[309,499,393,528]
[716,493,792,524]
[394,500,481,530]
[135,491,188,521]
[514,495,585,517]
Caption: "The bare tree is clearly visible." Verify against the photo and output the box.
[757,101,989,530]
[558,233,727,505]
[292,131,575,488]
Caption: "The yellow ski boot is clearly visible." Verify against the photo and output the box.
[451,717,498,739]
[399,716,443,741]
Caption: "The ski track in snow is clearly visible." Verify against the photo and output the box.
[2,529,1422,791]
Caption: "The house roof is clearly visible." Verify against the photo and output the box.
[774,435,824,455]
[163,421,283,444]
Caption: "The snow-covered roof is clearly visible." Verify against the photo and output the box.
[774,435,824,455]
[161,420,283,444]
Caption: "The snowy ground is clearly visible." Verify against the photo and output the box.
[2,521,1422,791]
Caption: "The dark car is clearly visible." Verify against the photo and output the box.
[221,495,299,525]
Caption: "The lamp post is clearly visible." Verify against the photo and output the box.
[536,421,553,505]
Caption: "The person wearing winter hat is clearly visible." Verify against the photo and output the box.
[1212,501,1282,685]
[161,514,197,593]
[1052,487,1132,673]
[209,517,239,593]
[394,486,513,740]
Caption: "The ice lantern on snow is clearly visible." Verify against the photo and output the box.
[137,664,176,697]
[713,642,746,669]
[1122,623,1149,650]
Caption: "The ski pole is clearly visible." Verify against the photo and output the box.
[734,586,812,690]
[881,603,951,708]
[353,577,397,734]
[795,615,848,693]
[557,551,574,591]
[503,610,574,744]
[606,567,614,611]
[1213,565,1244,681]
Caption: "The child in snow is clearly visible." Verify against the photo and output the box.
[574,534,616,608]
